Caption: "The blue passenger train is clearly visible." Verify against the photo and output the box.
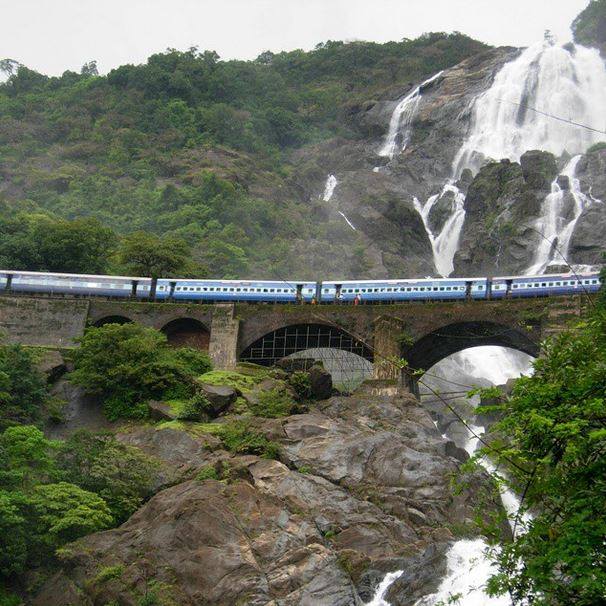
[0,269,601,303]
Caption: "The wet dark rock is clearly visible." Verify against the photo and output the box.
[199,383,238,415]
[308,365,333,400]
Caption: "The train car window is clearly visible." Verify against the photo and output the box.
[420,287,425,291]
[512,284,518,289]
[478,285,484,290]
[592,280,598,284]
[541,283,546,287]
[555,282,561,286]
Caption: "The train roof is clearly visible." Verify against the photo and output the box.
[322,277,486,284]
[494,271,601,280]
[2,269,151,281]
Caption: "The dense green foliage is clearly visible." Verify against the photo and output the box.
[0,34,486,278]
[56,431,156,523]
[69,323,212,419]
[573,0,606,48]
[0,343,48,430]
[0,426,113,578]
[0,212,115,274]
[483,307,606,604]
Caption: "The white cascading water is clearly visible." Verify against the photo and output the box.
[378,71,444,159]
[526,155,601,274]
[322,174,338,202]
[453,40,606,176]
[321,174,357,231]
[365,571,404,606]
[413,184,466,278]
[413,349,533,606]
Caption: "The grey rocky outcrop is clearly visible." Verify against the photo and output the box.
[34,383,504,606]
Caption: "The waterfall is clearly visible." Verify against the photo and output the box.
[391,38,606,277]
[378,71,444,159]
[526,155,601,275]
[411,348,533,606]
[321,174,358,231]
[413,183,466,278]
[453,40,606,177]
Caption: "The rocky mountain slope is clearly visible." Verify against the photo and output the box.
[2,4,605,280]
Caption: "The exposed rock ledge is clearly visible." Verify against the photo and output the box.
[34,384,503,606]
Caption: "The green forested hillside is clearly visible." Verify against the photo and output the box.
[0,33,486,278]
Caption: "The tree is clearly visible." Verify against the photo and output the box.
[68,323,211,420]
[0,426,56,489]
[57,431,156,522]
[483,308,606,605]
[29,482,113,545]
[572,0,606,48]
[0,344,48,431]
[0,214,115,275]
[80,60,99,77]
[116,231,192,278]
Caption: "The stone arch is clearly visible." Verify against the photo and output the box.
[161,318,210,350]
[93,315,133,327]
[239,322,374,367]
[404,320,539,394]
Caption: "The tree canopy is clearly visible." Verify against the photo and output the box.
[482,304,606,605]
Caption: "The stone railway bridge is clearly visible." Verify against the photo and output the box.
[0,294,588,393]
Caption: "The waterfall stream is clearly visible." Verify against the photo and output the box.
[378,71,444,159]
[413,184,466,278]
[321,174,357,231]
[526,155,601,275]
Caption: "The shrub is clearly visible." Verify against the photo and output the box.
[94,564,124,584]
[587,141,606,154]
[57,431,156,523]
[69,324,212,420]
[196,465,219,481]
[0,344,48,430]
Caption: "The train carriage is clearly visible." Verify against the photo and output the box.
[159,279,318,303]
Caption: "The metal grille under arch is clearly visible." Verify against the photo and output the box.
[239,323,374,367]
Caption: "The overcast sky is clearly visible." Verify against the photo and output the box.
[0,0,589,76]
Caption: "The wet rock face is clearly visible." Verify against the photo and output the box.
[289,47,519,278]
[569,148,606,266]
[34,385,503,606]
[453,151,559,276]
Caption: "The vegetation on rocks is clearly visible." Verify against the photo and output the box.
[68,323,212,420]
[572,0,606,50]
[0,343,49,430]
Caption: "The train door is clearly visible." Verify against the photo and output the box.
[465,280,472,300]
[4,274,12,291]
[334,284,343,304]
[130,280,138,299]
[486,278,493,300]
[315,282,322,302]
[505,279,513,298]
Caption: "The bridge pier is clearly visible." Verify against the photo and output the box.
[372,316,403,383]
[208,304,239,370]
